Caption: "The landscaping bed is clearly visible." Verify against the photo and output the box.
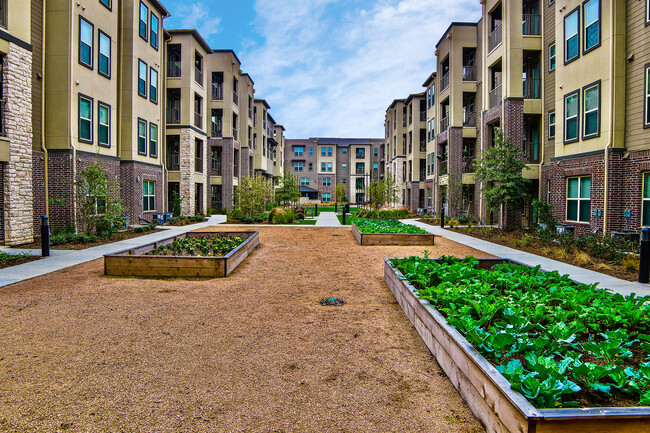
[446,226,639,281]
[352,219,434,246]
[0,252,39,269]
[385,256,650,433]
[104,231,259,278]
[18,226,164,251]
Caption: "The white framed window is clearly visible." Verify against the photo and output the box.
[323,177,331,187]
[564,8,579,63]
[149,123,158,157]
[137,118,147,155]
[308,147,313,156]
[566,176,591,222]
[300,178,309,186]
[583,0,600,53]
[308,162,313,171]
[321,162,326,172]
[327,147,333,157]
[342,148,347,154]
[294,162,303,171]
[139,2,148,41]
[143,180,155,212]
[548,111,555,139]
[322,193,331,202]
[583,81,600,138]
[98,30,110,78]
[78,94,93,143]
[327,162,333,172]
[564,91,579,143]
[150,13,159,50]
[138,59,147,97]
[549,43,556,71]
[645,65,650,127]
[643,173,650,226]
[79,17,93,69]
[98,102,110,147]
[149,68,158,103]
[342,163,347,170]
[99,0,111,10]
[294,146,303,156]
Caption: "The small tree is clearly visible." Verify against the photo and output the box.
[335,183,347,204]
[235,175,274,218]
[171,190,182,217]
[275,169,300,208]
[366,173,398,210]
[75,161,125,238]
[474,129,531,221]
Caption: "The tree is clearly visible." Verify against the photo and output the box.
[235,175,275,218]
[474,129,531,217]
[366,173,398,210]
[75,161,125,238]
[275,169,300,207]
[335,183,347,203]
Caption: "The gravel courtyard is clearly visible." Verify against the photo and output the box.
[0,226,490,432]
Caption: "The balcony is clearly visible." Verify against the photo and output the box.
[248,108,253,119]
[356,169,366,175]
[233,128,238,141]
[525,141,540,164]
[0,99,4,135]
[211,159,222,175]
[440,72,449,91]
[462,66,476,81]
[211,123,222,137]
[195,68,203,86]
[438,159,448,175]
[194,112,202,129]
[440,115,449,132]
[522,14,541,36]
[167,61,181,78]
[195,157,203,173]
[488,24,502,52]
[462,159,474,173]
[489,85,502,109]
[356,152,365,159]
[167,108,180,124]
[523,77,541,99]
[463,112,476,127]
[167,153,180,171]
[233,91,239,106]
[420,140,426,152]
[420,111,426,122]
[419,168,426,180]
[212,85,223,101]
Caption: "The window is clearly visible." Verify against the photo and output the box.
[549,43,556,71]
[647,0,650,25]
[342,177,347,184]
[294,162,303,171]
[300,178,310,186]
[373,163,378,172]
[98,103,110,147]
[79,17,93,69]
[643,173,650,226]
[138,60,147,98]
[99,0,111,10]
[143,180,155,212]
[564,9,579,63]
[323,178,331,187]
[342,148,347,154]
[374,148,378,157]
[342,163,347,170]
[294,146,304,156]
[427,85,435,108]
[327,162,333,172]
[308,162,313,171]
[566,176,591,222]
[150,13,159,50]
[149,68,158,103]
[308,147,313,156]
[98,31,110,78]
[139,2,148,41]
[328,147,333,157]
[137,118,147,155]
[321,147,326,157]
[149,123,158,157]
[321,162,326,172]
[583,81,600,138]
[564,91,579,143]
[548,111,556,139]
[645,65,650,127]
[79,95,93,143]
[356,162,365,173]
[583,0,600,53]
[322,193,331,202]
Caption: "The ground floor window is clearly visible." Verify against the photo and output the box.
[143,180,155,211]
[643,173,650,226]
[322,193,331,202]
[356,192,365,204]
[300,178,309,186]
[427,188,432,208]
[211,185,222,210]
[566,176,590,222]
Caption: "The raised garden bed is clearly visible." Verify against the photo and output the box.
[384,257,650,433]
[352,220,434,246]
[104,231,259,278]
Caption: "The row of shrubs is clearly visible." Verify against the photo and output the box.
[537,228,637,265]
[228,208,298,224]
[356,209,414,219]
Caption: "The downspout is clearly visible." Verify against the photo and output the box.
[41,0,48,217]
[69,0,77,228]
[117,0,122,162]
[602,0,615,235]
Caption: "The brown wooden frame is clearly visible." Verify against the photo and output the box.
[352,223,434,246]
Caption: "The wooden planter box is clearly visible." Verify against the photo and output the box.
[352,223,434,246]
[104,231,259,278]
[384,258,650,433]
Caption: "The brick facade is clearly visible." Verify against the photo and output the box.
[120,160,164,225]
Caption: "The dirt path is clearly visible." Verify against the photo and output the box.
[0,227,490,432]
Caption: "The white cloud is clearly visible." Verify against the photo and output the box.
[173,3,221,38]
[241,0,480,138]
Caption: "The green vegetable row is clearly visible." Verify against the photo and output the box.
[391,255,650,408]
[354,219,428,234]
[147,235,245,257]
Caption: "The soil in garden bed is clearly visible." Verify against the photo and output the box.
[0,227,492,432]
[17,228,166,251]
[0,254,40,269]
[436,225,638,282]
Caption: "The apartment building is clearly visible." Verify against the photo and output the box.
[423,72,437,212]
[384,99,407,205]
[253,98,280,181]
[0,0,34,246]
[285,137,384,204]
[32,0,169,233]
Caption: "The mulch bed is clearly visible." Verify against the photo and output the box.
[17,229,166,251]
[0,226,491,432]
[0,255,40,270]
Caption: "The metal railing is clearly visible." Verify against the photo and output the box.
[211,122,222,137]
[233,91,239,106]
[488,23,502,52]
[440,115,449,132]
[167,61,181,78]
[356,169,366,175]
[523,77,541,99]
[525,141,540,164]
[462,65,476,81]
[0,99,5,136]
[167,153,180,171]
[233,127,238,141]
[194,112,202,129]
[440,72,449,91]
[356,152,365,159]
[211,158,222,175]
[489,85,502,108]
[419,168,426,180]
[211,85,223,100]
[438,160,448,175]
[463,112,476,127]
[522,14,541,35]
[463,159,474,173]
[248,108,253,119]
[420,111,426,122]
[195,156,203,173]
[167,108,180,124]
[420,140,426,152]
[195,68,203,86]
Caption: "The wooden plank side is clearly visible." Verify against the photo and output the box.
[359,232,435,246]
[105,265,225,278]
[535,418,649,433]
[352,225,363,245]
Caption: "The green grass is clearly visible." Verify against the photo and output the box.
[290,219,318,225]
[304,205,360,215]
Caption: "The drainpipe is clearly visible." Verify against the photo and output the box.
[602,0,615,235]
[41,0,48,217]
[69,0,77,228]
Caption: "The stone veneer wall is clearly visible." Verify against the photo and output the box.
[3,44,34,245]
[179,128,195,216]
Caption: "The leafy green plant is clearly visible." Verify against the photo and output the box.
[147,235,245,257]
[354,219,428,234]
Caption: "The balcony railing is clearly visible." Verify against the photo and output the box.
[419,168,426,180]
[438,160,448,175]
[248,108,253,119]
[420,140,426,152]
[356,152,365,159]
[463,112,476,127]
[233,91,239,106]
[440,115,449,132]
[212,85,223,100]
[167,61,181,78]
[167,108,180,124]
[525,141,540,164]
[523,77,541,99]
[167,153,180,171]
[462,159,474,173]
[522,14,541,36]
[356,169,366,175]
[0,99,5,136]
[194,112,202,129]
[489,85,502,109]
[195,157,203,173]
[488,23,502,52]
[211,123,222,137]
[462,66,476,81]
[440,72,449,91]
[408,112,412,125]
[195,68,203,86]
[420,111,426,122]
[211,159,222,175]
[233,128,238,141]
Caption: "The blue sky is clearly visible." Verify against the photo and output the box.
[165,0,481,139]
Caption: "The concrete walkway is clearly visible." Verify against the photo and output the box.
[0,215,227,288]
[315,211,342,227]
[401,219,650,297]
